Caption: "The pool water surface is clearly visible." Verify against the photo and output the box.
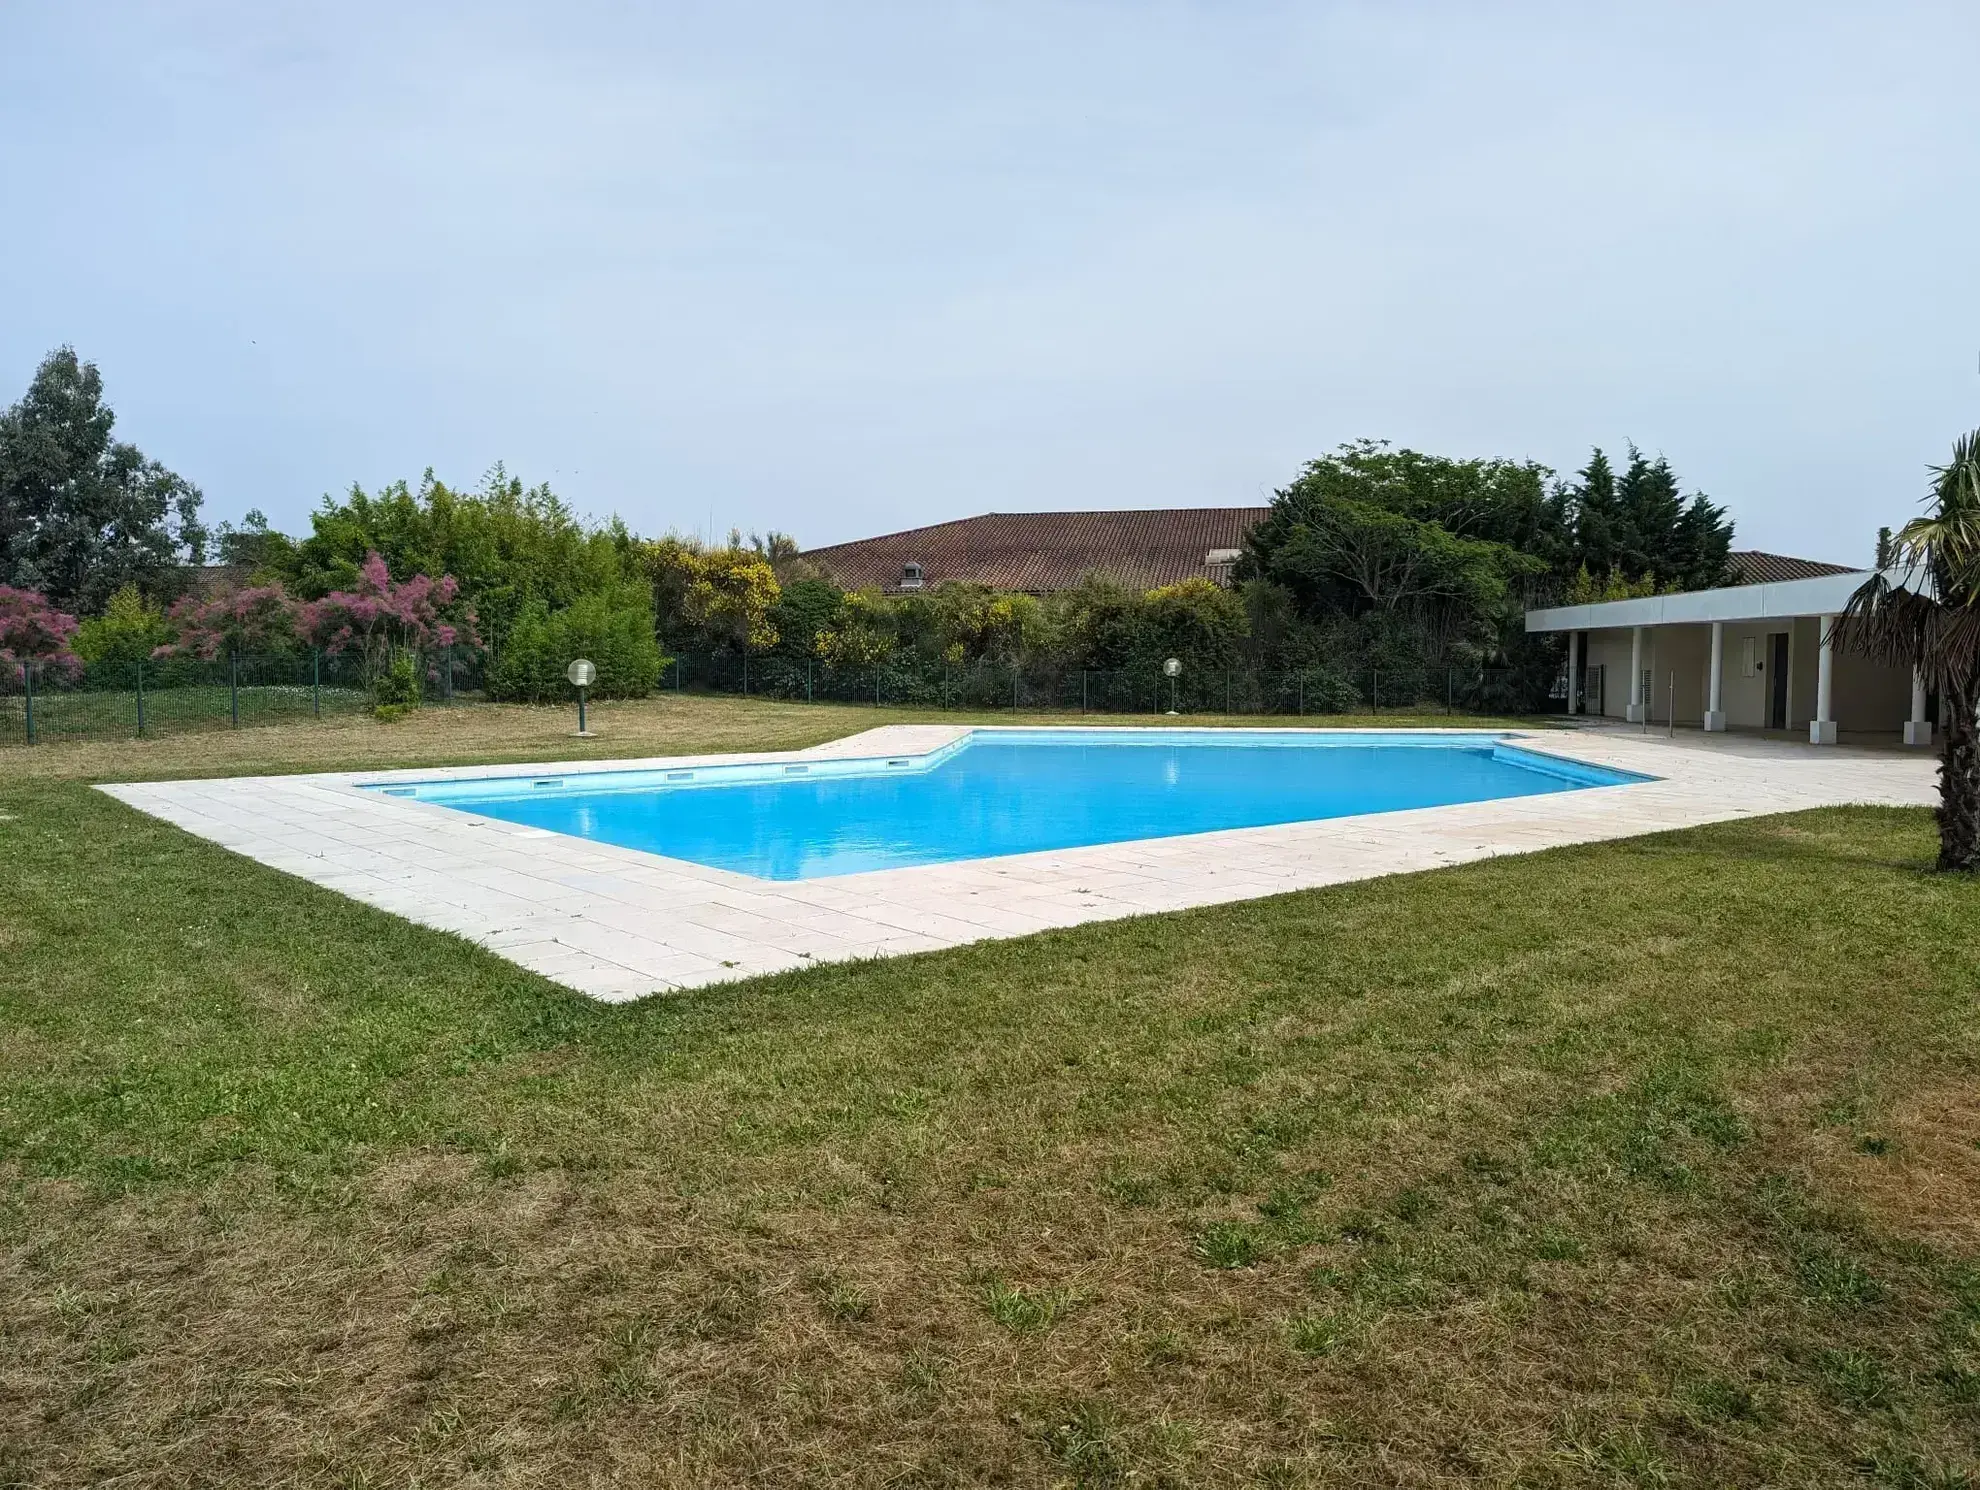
[376,729,1645,881]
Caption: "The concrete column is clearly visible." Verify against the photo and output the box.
[1810,614,1838,745]
[1626,627,1646,722]
[1905,669,1933,746]
[1704,621,1727,731]
[1565,630,1580,715]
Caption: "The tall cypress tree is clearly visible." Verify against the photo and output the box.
[1570,448,1621,574]
[1671,492,1733,589]
[1567,444,1732,591]
[1616,448,1684,580]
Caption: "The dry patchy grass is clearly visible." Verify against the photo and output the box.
[0,690,1536,784]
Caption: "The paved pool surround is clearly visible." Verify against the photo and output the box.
[101,725,1936,1003]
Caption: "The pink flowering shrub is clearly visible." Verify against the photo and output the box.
[296,552,481,695]
[154,584,299,661]
[0,586,83,681]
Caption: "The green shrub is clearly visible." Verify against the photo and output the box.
[1295,664,1362,713]
[73,584,171,663]
[487,592,665,704]
[371,652,422,711]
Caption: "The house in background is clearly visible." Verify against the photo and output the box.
[1526,550,1932,747]
[806,508,1269,595]
[811,512,1923,746]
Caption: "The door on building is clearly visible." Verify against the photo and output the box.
[1767,633,1790,729]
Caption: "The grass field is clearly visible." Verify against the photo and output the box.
[3,697,1978,1486]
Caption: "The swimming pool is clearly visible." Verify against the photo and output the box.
[373,729,1647,881]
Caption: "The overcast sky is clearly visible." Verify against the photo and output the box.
[4,2,1977,563]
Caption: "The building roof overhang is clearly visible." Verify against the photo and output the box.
[1525,569,1898,633]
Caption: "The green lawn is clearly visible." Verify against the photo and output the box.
[3,698,1978,1486]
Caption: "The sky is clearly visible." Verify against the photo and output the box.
[3,2,1977,565]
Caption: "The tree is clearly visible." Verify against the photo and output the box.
[0,586,82,680]
[213,509,298,574]
[1570,444,1731,591]
[768,577,844,659]
[1670,488,1734,590]
[750,530,827,584]
[642,538,780,652]
[0,348,206,613]
[814,590,897,669]
[1245,442,1561,616]
[73,582,172,663]
[1615,446,1684,577]
[1047,572,1144,669]
[485,592,664,703]
[1833,429,1980,870]
[295,551,479,689]
[154,583,300,661]
[1139,578,1249,668]
[1262,496,1540,620]
[276,467,636,655]
[1570,448,1622,573]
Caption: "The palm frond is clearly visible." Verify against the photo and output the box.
[1920,602,1980,689]
[1907,429,1980,603]
[1833,570,1933,671]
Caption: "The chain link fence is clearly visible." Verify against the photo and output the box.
[662,653,1534,718]
[3,647,1539,748]
[0,651,483,747]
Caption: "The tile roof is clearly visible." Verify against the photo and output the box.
[1725,550,1859,586]
[806,508,1271,594]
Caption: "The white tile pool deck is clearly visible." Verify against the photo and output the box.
[100,725,1937,1003]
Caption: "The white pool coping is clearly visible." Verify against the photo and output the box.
[99,724,1937,1003]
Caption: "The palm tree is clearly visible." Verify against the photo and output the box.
[1835,429,1980,870]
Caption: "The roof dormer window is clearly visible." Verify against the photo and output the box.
[900,561,925,590]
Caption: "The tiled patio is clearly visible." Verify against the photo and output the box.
[100,724,1938,1002]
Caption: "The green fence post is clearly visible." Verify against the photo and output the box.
[445,654,454,704]
[1081,669,1088,715]
[23,662,34,745]
[312,649,321,716]
[136,659,146,737]
[1447,665,1454,715]
[1297,672,1304,716]
[1372,669,1379,712]
[230,653,240,727]
[743,653,749,696]
[806,659,813,702]
[1012,666,1019,710]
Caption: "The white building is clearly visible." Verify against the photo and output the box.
[1525,556,1933,747]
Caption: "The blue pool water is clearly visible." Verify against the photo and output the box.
[375,729,1645,881]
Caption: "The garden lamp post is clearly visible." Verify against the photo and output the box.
[567,657,596,736]
[1163,656,1182,715]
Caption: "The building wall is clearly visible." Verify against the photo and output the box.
[1789,616,1821,729]
[1835,645,1913,731]
[1720,623,1785,729]
[1646,625,1711,726]
[1583,629,1634,718]
[1576,621,1915,733]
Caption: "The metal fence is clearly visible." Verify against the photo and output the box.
[661,653,1536,718]
[2,647,1541,748]
[0,651,482,747]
